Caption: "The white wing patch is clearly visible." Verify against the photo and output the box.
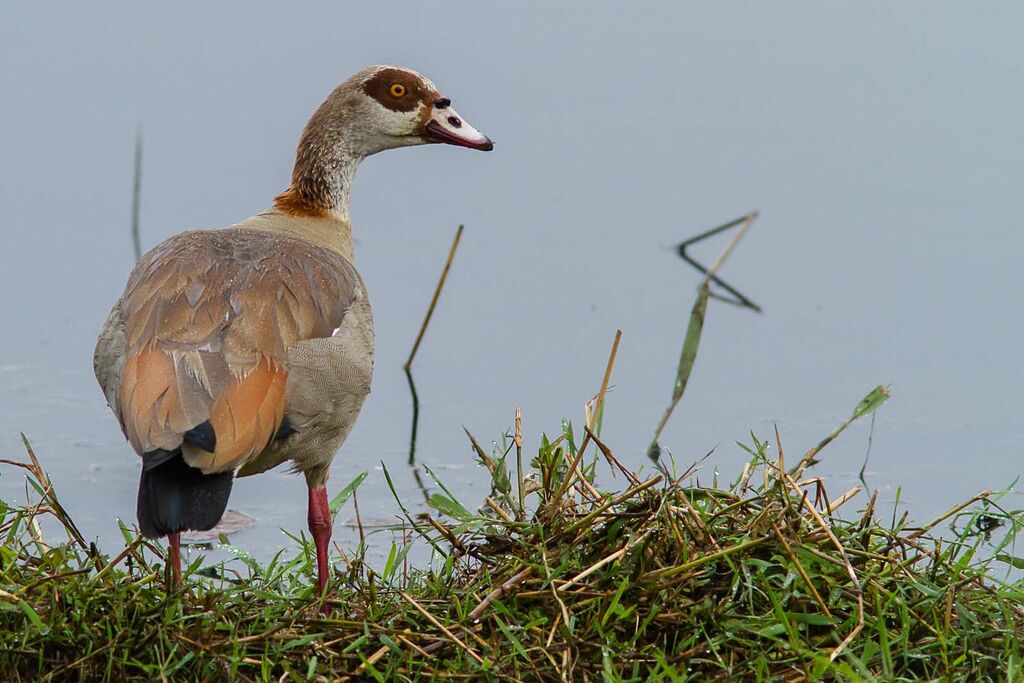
[333,284,365,337]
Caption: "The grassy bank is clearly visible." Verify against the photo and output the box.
[2,398,1023,681]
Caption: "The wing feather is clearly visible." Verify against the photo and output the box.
[99,228,360,473]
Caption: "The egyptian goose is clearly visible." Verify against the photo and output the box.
[93,66,492,594]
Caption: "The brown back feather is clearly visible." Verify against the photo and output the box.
[116,228,360,473]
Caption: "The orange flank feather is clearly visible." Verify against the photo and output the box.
[187,356,288,473]
[120,347,192,454]
[119,345,287,474]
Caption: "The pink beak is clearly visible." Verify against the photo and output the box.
[424,103,493,151]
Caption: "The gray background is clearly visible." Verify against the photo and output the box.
[1,3,1021,558]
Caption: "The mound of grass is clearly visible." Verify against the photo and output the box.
[2,390,1023,682]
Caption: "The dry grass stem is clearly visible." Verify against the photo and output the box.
[398,591,484,665]
[404,224,464,370]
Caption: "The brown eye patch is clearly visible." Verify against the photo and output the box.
[362,68,432,112]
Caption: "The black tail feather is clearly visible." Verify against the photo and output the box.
[183,419,217,453]
[137,450,233,538]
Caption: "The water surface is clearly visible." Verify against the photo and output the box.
[2,3,1022,562]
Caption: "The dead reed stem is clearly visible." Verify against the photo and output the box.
[404,224,464,370]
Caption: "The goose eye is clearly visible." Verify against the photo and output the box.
[389,83,407,98]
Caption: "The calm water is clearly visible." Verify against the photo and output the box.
[2,3,1022,562]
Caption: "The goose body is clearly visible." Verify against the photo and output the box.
[93,66,492,592]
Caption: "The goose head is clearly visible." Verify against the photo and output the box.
[305,65,493,157]
[354,65,492,153]
[278,65,492,218]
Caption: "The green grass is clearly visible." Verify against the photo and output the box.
[2,400,1023,682]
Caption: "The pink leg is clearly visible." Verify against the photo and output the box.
[168,532,182,588]
[307,486,332,597]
